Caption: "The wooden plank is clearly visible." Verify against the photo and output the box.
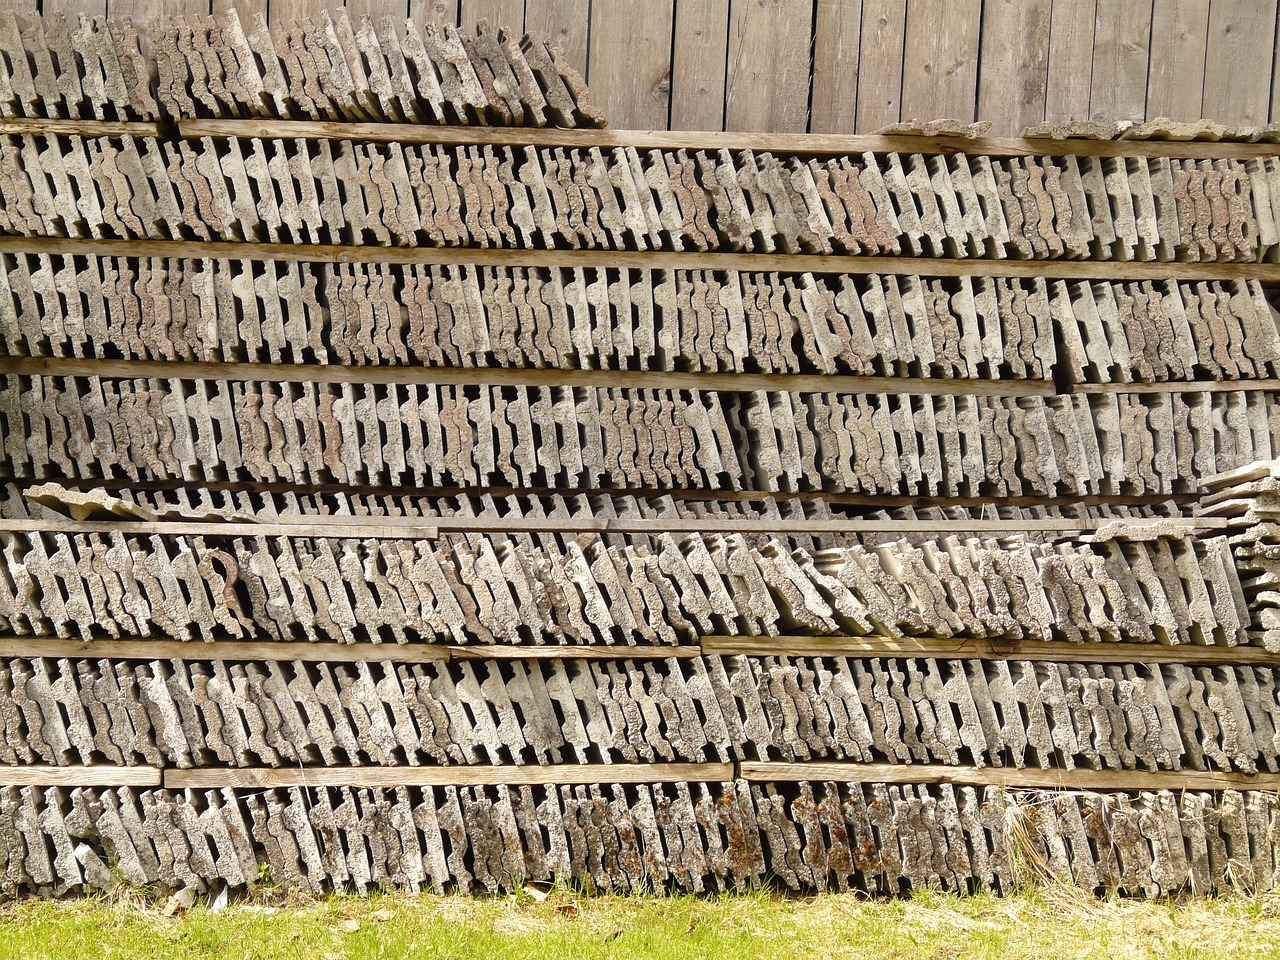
[0,119,161,137]
[459,0,525,31]
[523,0,590,77]
[5,765,161,787]
[855,0,907,131]
[742,761,1280,792]
[587,0,674,130]
[900,0,982,123]
[1073,379,1280,395]
[348,0,412,20]
[670,0,731,131]
[1145,0,1209,122]
[176,117,1280,159]
[42,0,107,14]
[977,0,1052,135]
[702,634,1278,666]
[9,233,1280,284]
[267,0,330,23]
[725,0,813,133]
[1203,0,1279,127]
[410,0,461,24]
[0,518,439,539]
[0,356,1056,400]
[1045,0,1097,124]
[809,0,862,134]
[0,638,451,664]
[1089,0,1153,122]
[451,645,703,660]
[166,763,736,789]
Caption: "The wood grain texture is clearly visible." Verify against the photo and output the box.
[703,633,1273,665]
[211,0,268,26]
[0,638,453,664]
[855,0,906,130]
[0,517,441,539]
[265,0,331,23]
[670,0,731,131]
[977,0,1051,134]
[460,0,525,31]
[347,0,412,20]
[166,763,736,788]
[1089,0,1153,122]
[42,0,107,15]
[587,0,674,129]
[6,766,161,787]
[524,0,589,76]
[900,0,981,123]
[740,761,1280,792]
[1202,0,1278,126]
[1145,0,1208,121]
[1045,0,1097,123]
[810,0,862,134]
[725,0,813,132]
[179,117,1280,158]
[410,0,460,23]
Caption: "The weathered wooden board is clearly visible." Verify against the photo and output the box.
[1202,0,1278,126]
[725,0,813,132]
[900,0,981,123]
[855,0,907,131]
[587,0,674,129]
[671,0,731,131]
[978,0,1051,132]
[1145,0,1208,121]
[810,0,862,134]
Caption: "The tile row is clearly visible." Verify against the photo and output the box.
[4,254,1276,384]
[0,529,1246,646]
[5,654,1277,775]
[4,376,1278,497]
[2,782,1273,896]
[0,135,1270,262]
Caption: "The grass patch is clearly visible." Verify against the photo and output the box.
[4,886,1280,960]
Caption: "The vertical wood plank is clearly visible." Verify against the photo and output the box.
[43,0,108,15]
[855,0,906,130]
[349,0,411,20]
[1045,0,1096,123]
[410,0,461,24]
[1089,0,1153,122]
[810,0,862,134]
[269,0,334,23]
[587,0,673,130]
[977,0,1051,135]
[524,0,590,76]
[725,0,813,132]
[460,0,525,30]
[900,0,982,123]
[113,0,211,18]
[211,0,269,26]
[670,0,730,131]
[1145,0,1208,121]
[1202,0,1278,126]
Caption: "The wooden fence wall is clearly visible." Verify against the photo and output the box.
[27,0,1280,135]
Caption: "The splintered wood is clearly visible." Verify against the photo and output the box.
[0,10,1279,900]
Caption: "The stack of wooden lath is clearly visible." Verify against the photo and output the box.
[2,12,1280,898]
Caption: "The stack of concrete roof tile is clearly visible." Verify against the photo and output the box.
[0,12,1278,902]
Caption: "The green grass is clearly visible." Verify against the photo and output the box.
[4,886,1280,960]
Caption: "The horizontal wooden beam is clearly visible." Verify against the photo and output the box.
[164,762,735,789]
[450,644,701,660]
[702,635,1279,666]
[176,119,1280,162]
[0,118,162,138]
[0,235,1272,284]
[741,761,1280,792]
[1074,379,1280,395]
[5,765,162,787]
[0,356,1054,400]
[0,518,439,540]
[4,631,1267,667]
